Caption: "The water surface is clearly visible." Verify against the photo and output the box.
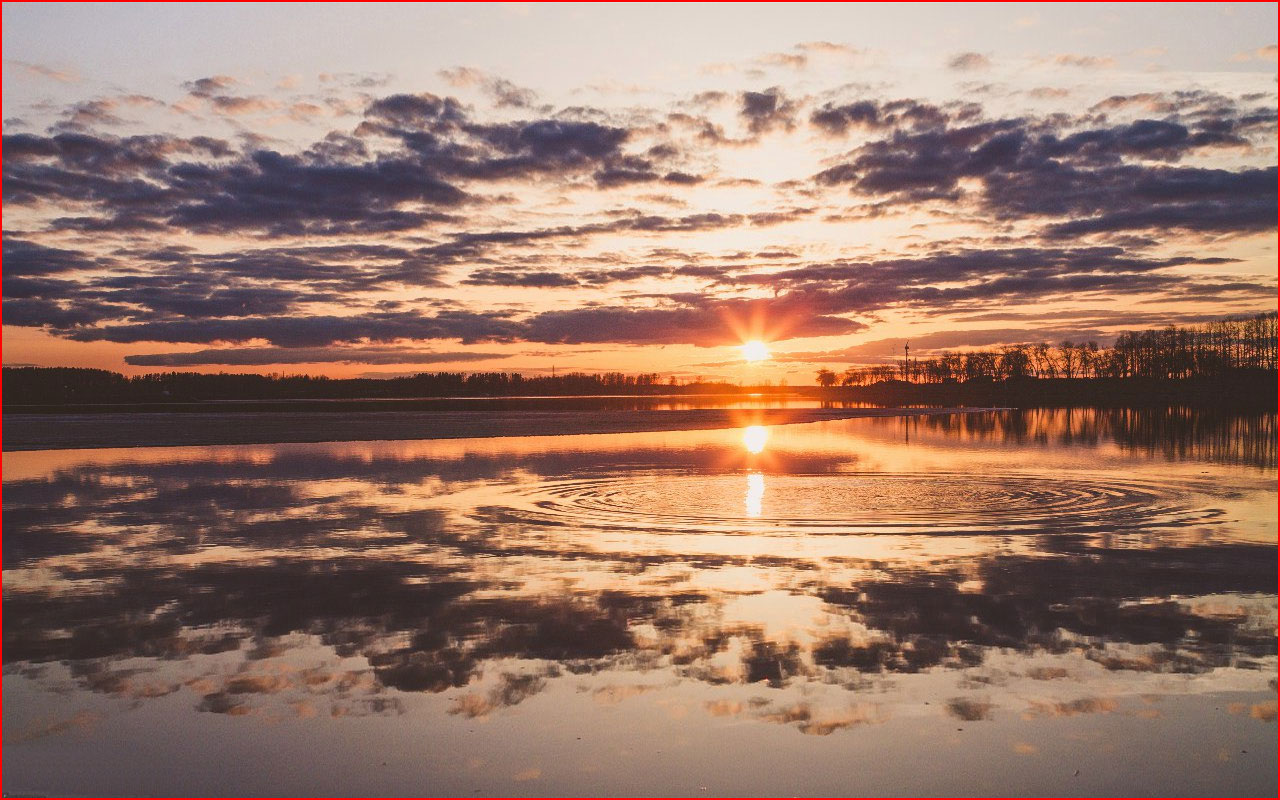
[3,409,1275,796]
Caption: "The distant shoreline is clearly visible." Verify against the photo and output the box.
[5,367,1274,413]
[5,391,807,415]
[2,406,999,453]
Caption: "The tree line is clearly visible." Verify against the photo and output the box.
[2,367,723,406]
[817,312,1278,387]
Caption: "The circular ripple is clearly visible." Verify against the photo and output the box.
[469,472,1220,535]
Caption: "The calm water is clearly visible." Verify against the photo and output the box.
[3,409,1276,797]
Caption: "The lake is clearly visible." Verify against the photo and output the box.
[3,408,1276,796]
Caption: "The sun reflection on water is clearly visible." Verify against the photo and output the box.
[742,425,769,454]
[745,472,765,517]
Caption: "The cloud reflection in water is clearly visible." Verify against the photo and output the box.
[1,409,1275,795]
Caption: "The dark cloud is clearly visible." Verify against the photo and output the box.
[9,229,1266,348]
[669,245,1269,323]
[661,170,704,185]
[4,89,693,237]
[165,149,468,236]
[15,252,874,346]
[3,297,135,329]
[809,99,961,136]
[1036,168,1277,236]
[66,310,526,347]
[124,348,511,367]
[2,237,109,278]
[360,94,653,185]
[4,77,1274,361]
[814,108,1277,236]
[941,308,1252,327]
[1,237,463,334]
[740,88,798,135]
[714,246,1232,287]
[578,265,671,285]
[2,130,462,236]
[469,118,631,169]
[593,164,661,187]
[462,270,580,288]
[2,200,829,345]
[183,76,237,97]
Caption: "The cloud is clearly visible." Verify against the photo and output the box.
[740,88,798,135]
[2,237,110,278]
[756,52,808,70]
[318,71,392,89]
[22,266,868,345]
[67,310,526,347]
[810,99,959,135]
[462,270,580,288]
[124,348,512,366]
[3,129,465,236]
[948,52,992,71]
[1053,54,1116,69]
[795,41,861,56]
[661,170,703,184]
[813,107,1277,237]
[8,60,80,83]
[1,200,826,344]
[669,245,1272,332]
[1028,87,1071,100]
[439,66,539,108]
[7,227,1268,350]
[4,89,695,237]
[184,75,237,97]
[1232,44,1278,62]
[53,99,126,131]
[947,698,995,721]
[449,672,547,718]
[207,95,279,115]
[5,71,1276,365]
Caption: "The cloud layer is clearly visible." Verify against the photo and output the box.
[3,48,1275,369]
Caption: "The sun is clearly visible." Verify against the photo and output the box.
[740,340,770,362]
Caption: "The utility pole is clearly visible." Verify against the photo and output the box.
[902,342,910,381]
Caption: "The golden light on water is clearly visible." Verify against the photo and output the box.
[745,472,765,517]
[742,425,769,454]
[740,340,770,362]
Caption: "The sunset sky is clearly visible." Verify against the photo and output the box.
[3,3,1276,381]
